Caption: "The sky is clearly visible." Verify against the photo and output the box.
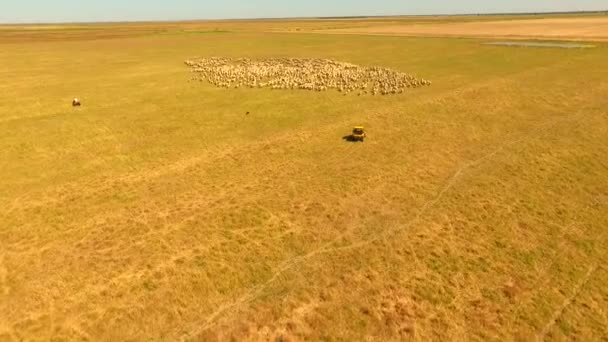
[1,0,606,24]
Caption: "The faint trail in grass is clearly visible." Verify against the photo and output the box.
[505,220,577,332]
[0,253,10,299]
[180,234,347,341]
[538,265,597,340]
[445,218,470,340]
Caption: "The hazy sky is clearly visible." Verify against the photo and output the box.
[1,0,606,23]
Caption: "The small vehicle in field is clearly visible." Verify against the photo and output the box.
[351,126,366,142]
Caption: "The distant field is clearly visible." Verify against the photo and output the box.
[319,17,608,41]
[1,15,608,341]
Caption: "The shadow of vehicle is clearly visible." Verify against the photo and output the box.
[342,135,363,142]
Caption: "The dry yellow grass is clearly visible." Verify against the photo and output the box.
[319,17,608,41]
[1,16,608,341]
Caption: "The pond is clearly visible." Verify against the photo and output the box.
[484,41,595,49]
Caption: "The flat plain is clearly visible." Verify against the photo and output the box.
[319,16,608,41]
[1,15,608,341]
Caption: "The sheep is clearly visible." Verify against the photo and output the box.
[186,57,430,96]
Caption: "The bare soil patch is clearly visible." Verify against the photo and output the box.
[319,17,608,41]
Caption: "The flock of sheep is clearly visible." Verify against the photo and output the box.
[185,57,431,96]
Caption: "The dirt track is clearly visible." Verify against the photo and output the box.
[319,17,608,41]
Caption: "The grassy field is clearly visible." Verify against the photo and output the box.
[1,16,608,341]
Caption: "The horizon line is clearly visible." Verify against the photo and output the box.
[1,9,606,26]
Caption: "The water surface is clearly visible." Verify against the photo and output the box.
[485,41,595,49]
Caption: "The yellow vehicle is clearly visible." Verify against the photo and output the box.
[351,126,366,142]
